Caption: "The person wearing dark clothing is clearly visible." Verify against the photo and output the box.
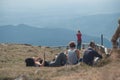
[83,41,102,66]
[25,52,67,67]
[48,52,67,67]
[25,58,36,66]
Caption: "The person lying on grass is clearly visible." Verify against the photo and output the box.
[25,52,67,67]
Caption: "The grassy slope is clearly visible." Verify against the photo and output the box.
[0,44,120,80]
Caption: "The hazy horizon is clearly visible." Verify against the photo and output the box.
[0,0,120,26]
[0,0,120,41]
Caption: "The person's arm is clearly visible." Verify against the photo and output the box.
[75,49,80,59]
[64,50,68,60]
[34,57,44,67]
[34,61,43,67]
[93,50,102,59]
[40,58,45,67]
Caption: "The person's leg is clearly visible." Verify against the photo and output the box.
[79,58,83,62]
[93,57,100,66]
[79,41,82,50]
[111,25,120,48]
[77,41,81,50]
[77,41,80,50]
[49,52,67,67]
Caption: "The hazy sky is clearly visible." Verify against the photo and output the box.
[0,0,120,26]
[1,0,120,15]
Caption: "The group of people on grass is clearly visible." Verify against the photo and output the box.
[25,40,103,67]
[23,18,120,67]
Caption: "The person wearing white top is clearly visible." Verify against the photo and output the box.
[65,41,80,65]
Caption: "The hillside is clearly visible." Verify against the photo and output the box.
[0,24,111,47]
[0,43,120,80]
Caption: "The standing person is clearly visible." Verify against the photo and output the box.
[65,41,80,65]
[76,30,82,50]
[83,41,102,66]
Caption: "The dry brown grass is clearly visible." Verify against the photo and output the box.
[0,43,120,80]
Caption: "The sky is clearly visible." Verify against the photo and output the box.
[0,0,120,26]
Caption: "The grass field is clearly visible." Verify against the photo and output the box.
[0,43,120,80]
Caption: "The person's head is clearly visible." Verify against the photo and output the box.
[78,30,80,33]
[89,41,96,48]
[69,41,76,48]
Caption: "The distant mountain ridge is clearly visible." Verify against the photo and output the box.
[0,24,111,47]
[0,12,119,41]
[73,13,120,39]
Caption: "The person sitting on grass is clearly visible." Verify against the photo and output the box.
[65,41,81,65]
[83,41,103,66]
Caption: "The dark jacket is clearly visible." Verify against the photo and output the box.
[83,47,102,66]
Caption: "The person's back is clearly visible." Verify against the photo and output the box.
[66,41,80,65]
[67,49,78,64]
[83,42,102,66]
[83,48,102,66]
[77,33,82,41]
